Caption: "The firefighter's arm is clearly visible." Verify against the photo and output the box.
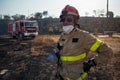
[96,43,113,65]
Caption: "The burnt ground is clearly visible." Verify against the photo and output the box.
[0,35,57,80]
[0,35,120,80]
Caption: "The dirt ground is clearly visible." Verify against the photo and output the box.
[97,35,120,80]
[0,35,120,80]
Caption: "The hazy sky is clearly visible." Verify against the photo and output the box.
[0,0,120,17]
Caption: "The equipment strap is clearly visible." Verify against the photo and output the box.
[77,72,87,80]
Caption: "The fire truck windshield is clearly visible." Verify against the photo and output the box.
[24,22,38,27]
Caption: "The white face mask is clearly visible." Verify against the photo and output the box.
[63,25,74,33]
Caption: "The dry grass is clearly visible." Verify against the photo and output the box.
[30,35,60,55]
[33,35,59,46]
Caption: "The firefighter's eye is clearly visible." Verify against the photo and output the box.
[72,38,79,43]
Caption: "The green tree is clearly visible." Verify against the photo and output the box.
[34,12,42,19]
[3,15,10,20]
[93,9,105,17]
[107,11,114,18]
[12,14,20,20]
[20,15,25,20]
[43,11,48,18]
[12,14,26,20]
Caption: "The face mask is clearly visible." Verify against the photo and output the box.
[63,25,74,33]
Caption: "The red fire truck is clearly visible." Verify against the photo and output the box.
[8,20,39,39]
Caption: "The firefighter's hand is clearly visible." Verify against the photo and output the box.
[47,53,56,61]
[83,59,96,72]
[83,61,91,72]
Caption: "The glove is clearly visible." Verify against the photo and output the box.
[47,53,56,61]
[88,58,97,66]
[83,59,96,72]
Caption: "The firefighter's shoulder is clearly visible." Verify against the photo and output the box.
[74,28,97,39]
[74,28,90,34]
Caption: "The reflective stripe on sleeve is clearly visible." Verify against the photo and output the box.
[77,72,87,80]
[64,77,71,80]
[60,53,86,62]
[90,39,102,52]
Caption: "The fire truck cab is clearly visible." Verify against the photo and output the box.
[8,20,39,39]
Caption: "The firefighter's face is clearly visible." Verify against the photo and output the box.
[61,15,74,26]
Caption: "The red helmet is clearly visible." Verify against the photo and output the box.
[60,5,80,22]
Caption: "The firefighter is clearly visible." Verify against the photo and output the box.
[54,5,113,80]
